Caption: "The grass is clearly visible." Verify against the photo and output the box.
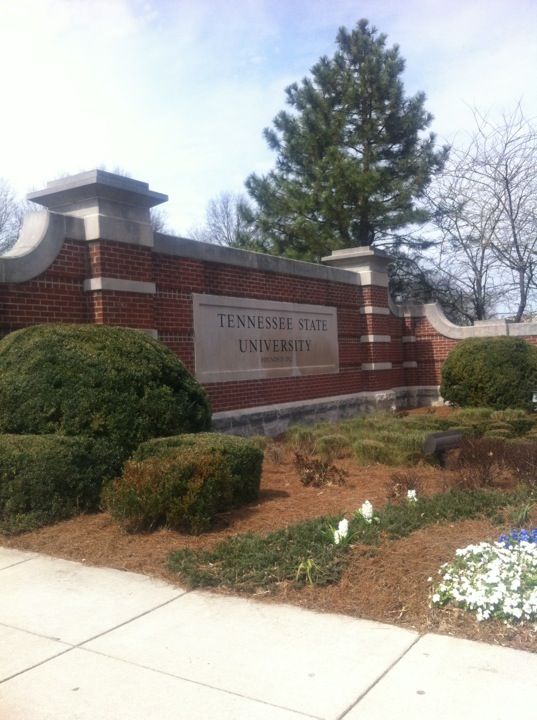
[168,487,535,592]
[282,408,537,466]
[169,409,537,593]
[168,515,345,591]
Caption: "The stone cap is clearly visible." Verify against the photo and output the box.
[322,246,393,273]
[322,246,392,287]
[28,170,168,213]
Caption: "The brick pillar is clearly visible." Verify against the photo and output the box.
[28,170,167,336]
[322,246,402,391]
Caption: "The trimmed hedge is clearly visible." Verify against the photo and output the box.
[440,336,537,411]
[133,433,263,504]
[0,325,211,470]
[104,433,263,534]
[0,434,109,534]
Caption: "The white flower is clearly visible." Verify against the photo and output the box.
[407,489,418,503]
[430,540,537,624]
[333,518,349,545]
[358,500,374,523]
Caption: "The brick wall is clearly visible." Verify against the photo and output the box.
[152,253,370,410]
[3,226,535,413]
[0,240,89,335]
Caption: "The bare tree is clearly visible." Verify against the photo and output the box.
[150,207,174,234]
[429,106,537,322]
[389,250,486,325]
[424,148,506,320]
[96,166,174,235]
[190,192,259,247]
[479,107,537,320]
[0,179,32,254]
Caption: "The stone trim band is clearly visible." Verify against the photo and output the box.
[83,277,157,294]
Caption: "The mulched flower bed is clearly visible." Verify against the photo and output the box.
[3,444,536,653]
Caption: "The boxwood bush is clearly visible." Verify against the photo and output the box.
[104,434,263,534]
[0,325,211,471]
[440,336,537,411]
[133,432,263,503]
[0,434,110,534]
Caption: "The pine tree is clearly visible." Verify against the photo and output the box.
[243,20,448,261]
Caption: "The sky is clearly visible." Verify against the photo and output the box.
[1,0,537,235]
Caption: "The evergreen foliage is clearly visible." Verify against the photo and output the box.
[104,435,263,534]
[0,434,108,534]
[0,325,211,467]
[440,337,537,411]
[134,432,263,504]
[167,488,517,592]
[242,19,447,261]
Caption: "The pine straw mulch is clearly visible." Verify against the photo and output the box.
[2,449,536,654]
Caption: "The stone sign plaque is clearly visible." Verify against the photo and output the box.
[192,293,339,383]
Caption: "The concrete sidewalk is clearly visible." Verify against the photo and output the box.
[0,547,535,719]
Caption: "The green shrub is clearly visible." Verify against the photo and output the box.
[353,438,393,464]
[248,435,271,451]
[0,325,211,472]
[133,433,263,504]
[491,408,531,421]
[285,409,537,469]
[386,429,425,456]
[103,453,226,534]
[248,435,285,464]
[400,415,452,432]
[486,422,514,437]
[314,433,351,462]
[446,425,475,436]
[440,337,537,411]
[483,429,512,440]
[106,434,263,533]
[490,410,536,437]
[284,427,317,454]
[352,433,424,466]
[0,434,108,534]
[449,407,494,423]
[510,419,536,437]
[447,407,495,437]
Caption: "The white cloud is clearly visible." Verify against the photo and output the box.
[1,0,537,233]
[383,0,537,140]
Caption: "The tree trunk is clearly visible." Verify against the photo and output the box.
[514,267,528,322]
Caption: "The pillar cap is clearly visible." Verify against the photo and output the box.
[27,170,167,247]
[322,246,393,273]
[28,169,168,213]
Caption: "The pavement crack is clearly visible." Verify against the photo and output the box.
[0,620,72,645]
[0,556,37,571]
[74,591,190,648]
[0,646,74,685]
[335,633,423,720]
[78,645,322,719]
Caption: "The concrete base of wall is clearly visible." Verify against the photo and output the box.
[212,386,442,437]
